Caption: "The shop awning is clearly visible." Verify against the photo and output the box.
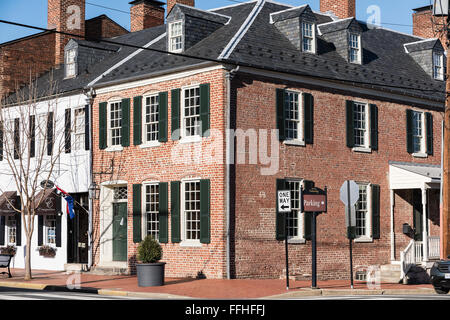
[33,188,59,215]
[389,161,441,190]
[0,191,18,216]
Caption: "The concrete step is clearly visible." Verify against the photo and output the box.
[380,264,401,283]
[89,266,129,276]
[64,264,89,273]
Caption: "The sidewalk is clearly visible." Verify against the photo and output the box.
[0,268,436,299]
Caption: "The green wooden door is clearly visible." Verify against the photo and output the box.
[412,189,423,242]
[113,203,128,261]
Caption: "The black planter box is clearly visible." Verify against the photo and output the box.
[136,262,166,287]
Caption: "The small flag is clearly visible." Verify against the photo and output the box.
[55,185,75,220]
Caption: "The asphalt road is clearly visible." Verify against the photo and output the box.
[292,294,450,300]
[0,286,145,300]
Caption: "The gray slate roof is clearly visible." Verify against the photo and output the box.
[6,0,446,105]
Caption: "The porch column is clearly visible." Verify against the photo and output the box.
[422,187,429,262]
[390,189,395,261]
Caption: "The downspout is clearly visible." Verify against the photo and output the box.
[226,65,239,279]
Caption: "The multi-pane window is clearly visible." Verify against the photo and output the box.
[144,95,159,143]
[353,102,368,147]
[45,215,57,245]
[302,22,314,53]
[6,216,16,245]
[183,87,201,137]
[433,52,444,80]
[286,180,303,240]
[74,108,85,150]
[284,91,302,141]
[169,21,183,52]
[183,181,201,241]
[349,33,361,64]
[412,111,424,153]
[109,102,122,146]
[355,184,369,238]
[113,186,128,201]
[144,184,159,240]
[65,49,76,78]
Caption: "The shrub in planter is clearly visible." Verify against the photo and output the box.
[0,245,16,256]
[136,235,165,287]
[38,245,56,258]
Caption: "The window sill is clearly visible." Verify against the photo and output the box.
[412,152,428,158]
[139,141,161,149]
[354,237,373,243]
[179,241,202,248]
[179,136,202,144]
[352,146,372,153]
[105,145,124,152]
[283,140,305,147]
[288,238,306,244]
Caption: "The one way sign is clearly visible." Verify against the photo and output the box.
[278,191,291,213]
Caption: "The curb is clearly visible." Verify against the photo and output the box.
[0,281,47,291]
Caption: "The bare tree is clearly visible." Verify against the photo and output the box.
[0,73,67,280]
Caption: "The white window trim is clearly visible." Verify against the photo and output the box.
[142,182,160,242]
[65,48,77,79]
[73,107,87,153]
[180,178,202,247]
[107,99,123,150]
[433,51,444,81]
[169,20,184,53]
[348,32,362,65]
[44,214,57,247]
[179,84,202,142]
[6,216,17,246]
[142,93,160,145]
[301,21,316,54]
[352,101,371,151]
[285,179,307,243]
[283,90,304,144]
[411,110,427,157]
[354,182,373,243]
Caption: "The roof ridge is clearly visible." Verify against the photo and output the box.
[209,0,257,12]
[176,3,232,22]
[269,4,308,24]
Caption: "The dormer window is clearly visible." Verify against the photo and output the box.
[433,51,444,80]
[301,22,315,53]
[349,33,361,64]
[169,21,183,53]
[65,48,77,78]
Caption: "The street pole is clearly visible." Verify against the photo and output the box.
[347,182,354,289]
[311,212,318,289]
[443,16,450,260]
[285,211,289,291]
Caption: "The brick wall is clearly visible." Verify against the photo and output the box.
[86,15,129,40]
[167,0,195,15]
[130,3,165,32]
[412,8,447,48]
[320,0,356,19]
[231,73,442,280]
[91,68,228,279]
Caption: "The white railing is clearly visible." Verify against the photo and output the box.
[400,240,416,280]
[415,241,423,262]
[428,236,441,260]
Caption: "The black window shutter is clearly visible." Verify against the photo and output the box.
[276,178,287,241]
[406,109,414,154]
[200,83,210,137]
[84,104,90,151]
[276,89,286,141]
[133,184,142,243]
[303,93,314,144]
[200,179,211,244]
[56,213,62,248]
[426,112,433,156]
[303,180,315,241]
[14,118,20,160]
[171,89,181,141]
[47,112,54,156]
[99,102,108,150]
[159,92,168,143]
[0,216,5,246]
[65,109,71,154]
[171,181,181,243]
[121,98,130,147]
[346,100,354,148]
[371,184,381,240]
[370,104,378,151]
[15,211,21,247]
[159,182,169,243]
[29,115,35,158]
[38,215,43,246]
[133,96,142,146]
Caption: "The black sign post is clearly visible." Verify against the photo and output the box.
[301,186,327,289]
[285,211,290,291]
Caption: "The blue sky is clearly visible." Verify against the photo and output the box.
[0,0,432,44]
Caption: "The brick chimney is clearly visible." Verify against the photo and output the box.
[48,0,86,67]
[130,0,165,32]
[167,0,195,16]
[412,5,447,49]
[320,0,356,19]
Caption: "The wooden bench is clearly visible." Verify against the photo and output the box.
[0,254,12,278]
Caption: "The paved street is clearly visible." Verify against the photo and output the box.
[292,295,450,300]
[0,287,145,300]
